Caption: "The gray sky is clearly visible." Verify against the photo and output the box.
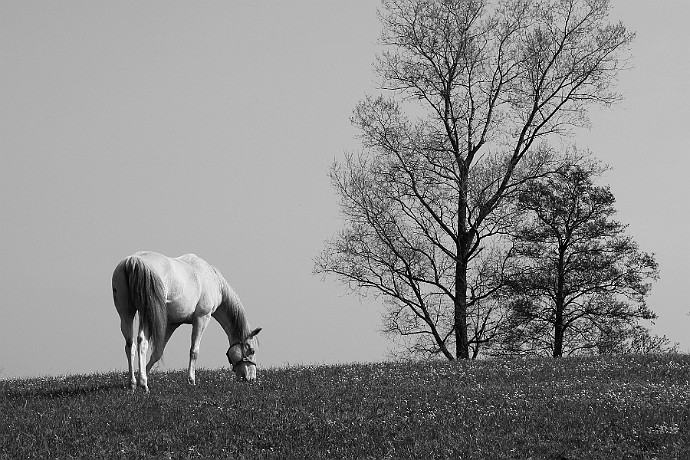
[1,1,688,379]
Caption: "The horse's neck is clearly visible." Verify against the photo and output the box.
[213,304,235,345]
[213,280,248,345]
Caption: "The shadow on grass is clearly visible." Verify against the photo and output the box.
[1,375,126,400]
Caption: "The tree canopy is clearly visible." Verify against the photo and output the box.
[499,162,659,357]
[316,0,636,359]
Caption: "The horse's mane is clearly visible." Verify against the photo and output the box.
[214,267,251,341]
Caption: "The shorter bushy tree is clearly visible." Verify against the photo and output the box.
[596,323,678,355]
[501,161,659,357]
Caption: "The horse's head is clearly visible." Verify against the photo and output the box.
[226,327,262,382]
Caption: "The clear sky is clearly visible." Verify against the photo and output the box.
[1,1,688,379]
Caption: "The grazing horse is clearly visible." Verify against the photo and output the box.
[111,251,261,391]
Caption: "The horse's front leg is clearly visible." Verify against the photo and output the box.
[188,315,211,385]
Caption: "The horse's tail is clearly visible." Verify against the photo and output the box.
[124,256,167,360]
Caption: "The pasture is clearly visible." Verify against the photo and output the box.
[2,354,688,459]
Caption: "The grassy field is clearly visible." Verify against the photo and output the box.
[1,354,688,459]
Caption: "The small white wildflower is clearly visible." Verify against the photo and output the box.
[647,423,680,435]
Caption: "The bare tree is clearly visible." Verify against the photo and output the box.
[501,161,659,357]
[315,0,634,359]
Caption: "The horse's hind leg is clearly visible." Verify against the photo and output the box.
[120,316,137,390]
[137,325,151,392]
[112,265,137,390]
[146,322,180,374]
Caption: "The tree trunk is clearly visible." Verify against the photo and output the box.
[553,311,564,357]
[454,254,470,359]
[553,247,567,357]
[454,166,471,360]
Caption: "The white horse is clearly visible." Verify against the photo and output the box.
[111,251,261,391]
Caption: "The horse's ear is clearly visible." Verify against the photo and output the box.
[249,327,262,338]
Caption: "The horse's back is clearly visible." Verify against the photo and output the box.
[131,251,176,274]
[114,251,222,321]
[176,253,215,275]
[122,251,192,282]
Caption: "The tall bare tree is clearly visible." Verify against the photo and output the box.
[315,0,635,359]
